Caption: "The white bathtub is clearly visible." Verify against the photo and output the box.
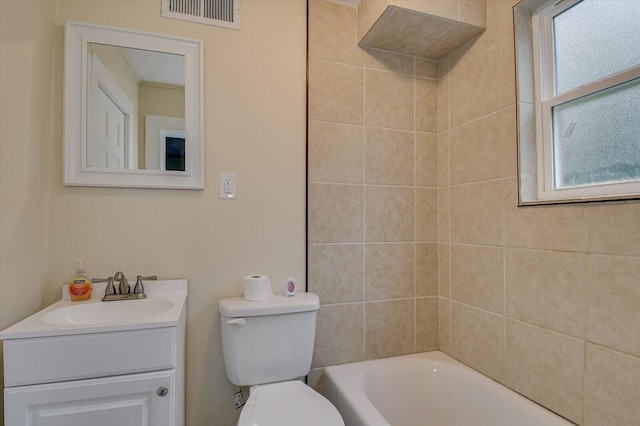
[323,351,575,426]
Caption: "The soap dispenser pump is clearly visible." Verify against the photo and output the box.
[69,260,92,302]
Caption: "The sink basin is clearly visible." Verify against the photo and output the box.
[0,279,187,339]
[40,300,174,325]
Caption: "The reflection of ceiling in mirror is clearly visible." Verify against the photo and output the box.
[124,49,185,87]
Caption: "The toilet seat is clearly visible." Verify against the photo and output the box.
[237,380,344,426]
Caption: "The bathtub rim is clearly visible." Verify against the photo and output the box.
[322,350,576,426]
[324,351,462,426]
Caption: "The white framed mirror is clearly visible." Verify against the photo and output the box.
[64,21,204,189]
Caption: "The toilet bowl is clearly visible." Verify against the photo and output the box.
[219,293,344,426]
[238,381,343,426]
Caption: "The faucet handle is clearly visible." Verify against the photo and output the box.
[104,276,117,296]
[138,275,158,281]
[133,275,156,295]
[133,275,145,295]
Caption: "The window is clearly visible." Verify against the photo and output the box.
[160,129,186,172]
[515,0,640,204]
[164,136,186,172]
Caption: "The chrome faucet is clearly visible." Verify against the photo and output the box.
[94,273,157,301]
[114,271,130,295]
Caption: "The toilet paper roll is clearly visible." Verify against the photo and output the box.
[243,275,273,302]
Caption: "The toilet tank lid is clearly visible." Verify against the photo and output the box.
[219,292,320,317]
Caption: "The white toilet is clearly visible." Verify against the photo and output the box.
[219,292,344,426]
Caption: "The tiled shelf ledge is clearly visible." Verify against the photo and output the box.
[358,1,486,60]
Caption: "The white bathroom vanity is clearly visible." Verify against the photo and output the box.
[0,279,187,426]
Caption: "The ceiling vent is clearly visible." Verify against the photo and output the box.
[162,0,240,30]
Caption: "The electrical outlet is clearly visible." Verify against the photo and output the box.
[220,173,237,199]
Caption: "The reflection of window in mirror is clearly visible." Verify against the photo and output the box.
[145,115,185,170]
[161,130,186,172]
[86,43,185,171]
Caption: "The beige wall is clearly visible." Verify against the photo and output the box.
[0,1,57,423]
[309,1,640,425]
[307,0,440,377]
[1,1,307,425]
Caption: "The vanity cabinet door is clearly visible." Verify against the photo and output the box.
[5,370,175,426]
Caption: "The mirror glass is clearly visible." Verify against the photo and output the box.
[65,22,203,189]
[86,43,185,171]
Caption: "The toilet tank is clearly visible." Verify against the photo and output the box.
[219,293,320,386]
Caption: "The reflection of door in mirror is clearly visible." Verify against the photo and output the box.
[86,48,136,169]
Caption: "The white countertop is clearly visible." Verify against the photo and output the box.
[0,279,187,340]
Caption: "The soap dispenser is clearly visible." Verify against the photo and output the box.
[69,260,92,302]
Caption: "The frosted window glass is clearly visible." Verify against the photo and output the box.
[553,0,640,94]
[552,78,640,188]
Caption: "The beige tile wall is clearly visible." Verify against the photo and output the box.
[309,1,640,425]
[438,1,640,425]
[308,0,440,372]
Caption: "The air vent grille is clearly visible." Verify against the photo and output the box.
[162,0,240,30]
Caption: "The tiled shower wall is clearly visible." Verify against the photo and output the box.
[308,0,440,369]
[308,1,640,425]
[438,1,640,425]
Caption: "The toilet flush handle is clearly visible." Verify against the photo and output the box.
[226,318,247,326]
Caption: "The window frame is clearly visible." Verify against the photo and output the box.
[523,0,640,203]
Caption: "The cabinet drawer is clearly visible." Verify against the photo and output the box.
[3,327,176,387]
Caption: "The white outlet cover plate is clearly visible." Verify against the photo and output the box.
[219,172,237,199]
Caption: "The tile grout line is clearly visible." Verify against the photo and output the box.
[361,44,367,361]
[414,113,419,319]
